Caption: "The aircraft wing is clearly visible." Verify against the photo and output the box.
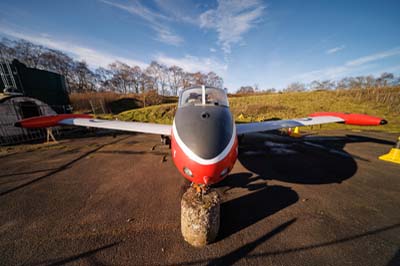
[15,114,172,136]
[236,112,387,135]
[236,116,343,135]
[60,118,172,135]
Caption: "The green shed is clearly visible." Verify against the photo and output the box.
[0,60,71,114]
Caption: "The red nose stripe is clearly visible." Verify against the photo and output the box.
[171,131,238,185]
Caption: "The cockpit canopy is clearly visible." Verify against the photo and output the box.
[178,86,229,107]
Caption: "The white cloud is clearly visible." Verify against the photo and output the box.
[153,0,200,25]
[210,47,217,52]
[0,26,147,68]
[100,0,183,46]
[294,47,400,82]
[0,25,229,76]
[100,0,170,24]
[152,26,184,46]
[346,47,400,66]
[155,54,227,74]
[326,45,345,54]
[199,0,265,54]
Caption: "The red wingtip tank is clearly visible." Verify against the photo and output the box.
[15,114,93,128]
[309,112,387,126]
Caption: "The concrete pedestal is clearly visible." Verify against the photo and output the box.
[181,187,220,247]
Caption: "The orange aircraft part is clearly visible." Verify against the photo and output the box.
[15,114,93,128]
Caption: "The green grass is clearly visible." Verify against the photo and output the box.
[116,104,177,124]
[107,89,400,133]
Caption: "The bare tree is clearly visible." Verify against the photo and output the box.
[377,72,394,87]
[95,67,113,91]
[236,86,255,94]
[320,80,335,90]
[109,61,136,93]
[336,78,350,90]
[190,72,206,87]
[71,61,95,92]
[146,61,169,95]
[167,65,184,96]
[0,38,226,96]
[365,75,376,88]
[0,38,18,61]
[204,71,223,89]
[131,66,142,94]
[309,80,320,90]
[14,39,43,68]
[285,82,306,92]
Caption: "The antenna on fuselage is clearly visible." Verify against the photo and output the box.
[202,85,206,105]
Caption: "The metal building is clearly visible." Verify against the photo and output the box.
[0,56,70,145]
[0,94,57,145]
[0,59,72,114]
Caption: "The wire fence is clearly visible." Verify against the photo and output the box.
[0,102,59,146]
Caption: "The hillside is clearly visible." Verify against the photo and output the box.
[113,88,400,133]
[70,92,178,114]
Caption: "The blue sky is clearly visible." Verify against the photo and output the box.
[0,0,399,91]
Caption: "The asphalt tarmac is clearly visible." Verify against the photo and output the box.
[0,130,399,266]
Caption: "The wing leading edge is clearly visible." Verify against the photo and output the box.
[236,112,387,135]
[236,116,344,135]
[15,114,172,136]
[60,118,172,135]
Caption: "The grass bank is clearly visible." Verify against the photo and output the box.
[106,88,400,133]
[70,91,177,114]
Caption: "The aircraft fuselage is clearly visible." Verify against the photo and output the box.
[171,97,238,185]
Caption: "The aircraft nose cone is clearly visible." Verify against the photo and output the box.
[175,106,234,160]
[380,119,388,125]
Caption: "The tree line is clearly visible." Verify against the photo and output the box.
[0,38,223,95]
[237,72,400,94]
[2,38,399,96]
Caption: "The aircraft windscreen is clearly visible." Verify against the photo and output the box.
[179,87,228,107]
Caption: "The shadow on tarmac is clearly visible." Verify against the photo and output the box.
[0,168,58,178]
[166,223,400,266]
[237,133,394,185]
[0,137,128,197]
[26,241,120,266]
[218,183,299,240]
[208,218,297,266]
[211,133,395,244]
[387,249,400,266]
[233,222,400,261]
